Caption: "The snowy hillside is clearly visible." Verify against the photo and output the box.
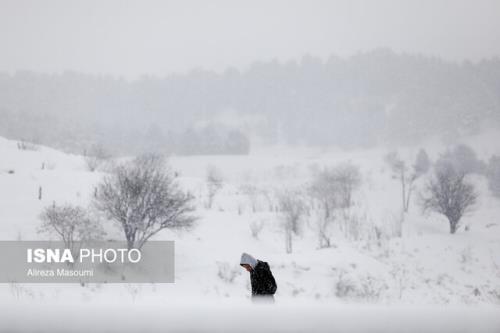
[1,134,500,331]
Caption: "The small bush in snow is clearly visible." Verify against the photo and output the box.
[459,246,473,264]
[124,284,141,302]
[9,283,34,300]
[342,210,365,241]
[17,140,39,151]
[335,272,357,298]
[335,270,387,302]
[84,143,110,172]
[216,261,241,283]
[390,263,409,300]
[249,219,265,239]
[43,161,57,170]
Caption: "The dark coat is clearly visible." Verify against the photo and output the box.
[250,260,277,295]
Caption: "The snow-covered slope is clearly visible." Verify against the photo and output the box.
[1,134,499,310]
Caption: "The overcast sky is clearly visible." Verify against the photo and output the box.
[1,0,499,78]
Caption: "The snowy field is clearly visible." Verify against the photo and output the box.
[2,302,500,333]
[1,133,500,332]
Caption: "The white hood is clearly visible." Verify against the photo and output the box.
[240,252,257,269]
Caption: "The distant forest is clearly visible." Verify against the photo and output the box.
[1,49,499,155]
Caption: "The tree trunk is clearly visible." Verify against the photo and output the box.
[401,172,406,212]
[127,238,135,249]
[449,220,457,234]
[124,227,136,249]
[285,230,292,253]
[405,184,412,213]
[319,229,330,248]
[207,194,214,209]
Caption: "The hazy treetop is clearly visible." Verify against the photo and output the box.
[1,0,499,79]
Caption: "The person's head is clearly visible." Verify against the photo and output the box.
[240,252,257,272]
[241,264,253,272]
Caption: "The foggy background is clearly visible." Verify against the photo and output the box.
[2,0,500,76]
[0,0,499,155]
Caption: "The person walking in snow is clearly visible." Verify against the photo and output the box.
[240,252,277,302]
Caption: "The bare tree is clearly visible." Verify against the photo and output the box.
[84,143,110,172]
[206,165,223,209]
[278,190,305,254]
[310,169,337,217]
[385,151,427,213]
[420,162,478,234]
[414,148,431,175]
[239,184,262,213]
[438,144,484,175]
[309,164,360,247]
[94,154,196,249]
[309,168,338,248]
[38,203,105,261]
[385,152,411,212]
[332,163,362,209]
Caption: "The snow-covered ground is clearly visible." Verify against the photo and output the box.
[2,301,500,333]
[1,134,500,332]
